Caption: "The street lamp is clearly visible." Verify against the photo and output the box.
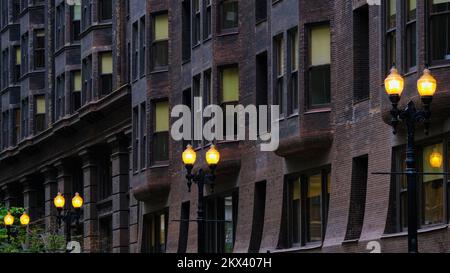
[3,211,29,242]
[182,144,221,253]
[53,192,84,249]
[385,66,437,253]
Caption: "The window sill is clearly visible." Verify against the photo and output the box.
[256,18,268,26]
[382,224,448,239]
[304,108,331,115]
[353,97,370,105]
[149,68,168,75]
[272,242,322,253]
[287,112,299,119]
[216,30,239,38]
[149,163,170,169]
[203,37,212,44]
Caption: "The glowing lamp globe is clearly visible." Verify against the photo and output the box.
[72,192,84,209]
[20,212,30,226]
[385,67,404,96]
[430,151,443,169]
[182,145,197,166]
[4,212,14,226]
[54,192,66,209]
[418,69,437,97]
[206,145,220,166]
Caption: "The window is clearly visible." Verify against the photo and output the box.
[13,0,20,21]
[178,201,190,253]
[152,100,169,163]
[34,30,45,69]
[203,0,212,39]
[98,0,112,21]
[256,52,268,133]
[143,210,169,253]
[193,0,201,46]
[182,88,192,149]
[286,169,331,246]
[288,28,299,114]
[205,192,239,253]
[308,24,331,108]
[1,49,8,89]
[12,108,20,146]
[220,66,239,138]
[21,98,28,138]
[391,142,447,233]
[55,74,65,120]
[99,52,113,96]
[2,111,9,149]
[71,71,81,112]
[219,0,238,32]
[133,106,139,172]
[151,13,169,70]
[193,74,201,148]
[82,0,92,31]
[21,33,28,75]
[404,0,417,70]
[385,0,396,71]
[345,155,368,241]
[255,0,267,23]
[430,0,450,62]
[140,16,146,77]
[13,47,21,82]
[273,35,284,114]
[132,21,138,80]
[1,0,8,27]
[182,0,191,61]
[55,3,65,49]
[99,216,113,253]
[71,2,81,41]
[34,95,46,133]
[249,181,266,253]
[82,56,92,104]
[140,102,147,169]
[353,5,370,101]
[98,152,112,200]
[203,70,212,144]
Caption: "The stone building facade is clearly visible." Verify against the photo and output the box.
[1,0,450,253]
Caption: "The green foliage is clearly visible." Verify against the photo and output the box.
[0,204,66,253]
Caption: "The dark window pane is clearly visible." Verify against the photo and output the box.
[100,74,112,96]
[153,131,169,162]
[431,14,450,61]
[220,0,238,30]
[99,0,112,21]
[152,40,168,69]
[309,65,330,106]
[406,22,417,68]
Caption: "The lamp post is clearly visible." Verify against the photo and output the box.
[53,192,84,249]
[385,66,437,253]
[182,144,220,254]
[3,211,30,242]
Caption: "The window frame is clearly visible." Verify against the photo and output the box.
[218,0,238,34]
[428,0,450,65]
[404,0,417,71]
[151,99,170,165]
[150,12,169,71]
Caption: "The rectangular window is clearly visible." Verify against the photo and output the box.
[1,0,8,27]
[182,0,191,61]
[132,21,138,80]
[255,0,267,23]
[406,0,417,70]
[193,74,201,148]
[55,75,65,120]
[98,153,112,200]
[21,98,28,138]
[82,0,92,31]
[422,143,444,225]
[182,88,192,149]
[1,49,8,89]
[143,210,169,253]
[99,216,113,253]
[219,0,238,32]
[192,0,201,46]
[140,102,147,170]
[151,13,169,70]
[55,3,65,49]
[249,181,266,253]
[287,169,331,246]
[386,0,396,71]
[152,100,169,163]
[133,106,139,172]
[178,201,190,253]
[274,35,284,115]
[35,95,46,133]
[34,30,45,69]
[288,28,299,114]
[220,66,239,138]
[430,0,450,62]
[21,33,28,75]
[140,16,146,77]
[98,0,112,21]
[71,71,82,112]
[308,24,331,108]
[99,52,113,96]
[2,111,9,149]
[205,192,239,253]
[203,69,212,144]
[203,0,212,39]
[71,3,81,42]
[82,56,92,104]
[13,0,20,21]
[13,47,21,82]
[12,108,20,146]
[256,52,268,133]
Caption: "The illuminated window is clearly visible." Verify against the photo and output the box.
[35,95,46,133]
[151,13,169,70]
[99,52,113,96]
[152,100,169,163]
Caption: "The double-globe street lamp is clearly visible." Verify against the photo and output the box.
[3,211,30,242]
[53,192,84,248]
[182,144,220,253]
[384,66,437,253]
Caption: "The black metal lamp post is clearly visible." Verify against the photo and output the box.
[182,145,220,254]
[385,66,437,253]
[53,192,84,248]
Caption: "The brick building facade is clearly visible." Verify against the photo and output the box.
[1,0,450,253]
